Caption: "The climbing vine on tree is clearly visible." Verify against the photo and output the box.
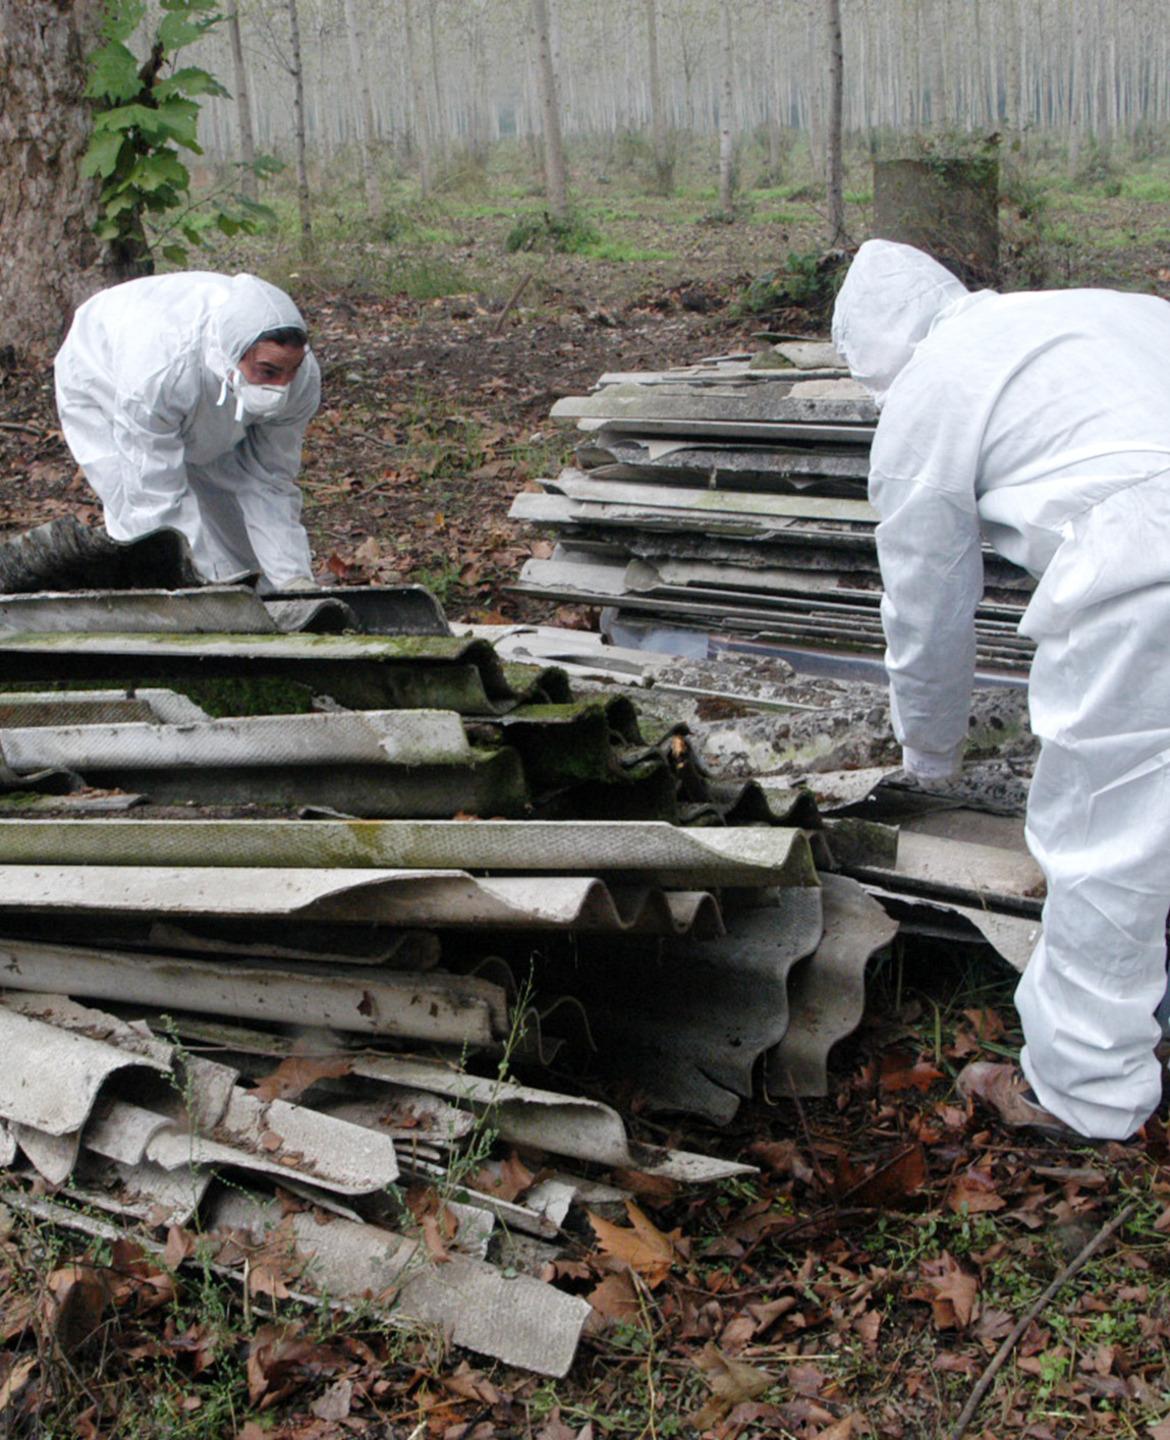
[82,0,274,273]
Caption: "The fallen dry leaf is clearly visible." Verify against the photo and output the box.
[587,1201,684,1288]
[251,1055,353,1104]
[689,1341,775,1430]
[879,1052,944,1093]
[912,1251,980,1330]
[947,1168,1006,1215]
[834,1142,927,1206]
[587,1269,641,1323]
[42,1264,107,1356]
[310,1376,353,1421]
[468,1150,536,1203]
[0,1355,36,1411]
[813,1414,860,1440]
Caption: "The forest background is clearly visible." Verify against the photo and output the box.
[4,4,1170,1438]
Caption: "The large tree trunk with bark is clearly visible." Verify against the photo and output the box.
[0,0,121,361]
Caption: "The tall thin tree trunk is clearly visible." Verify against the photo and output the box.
[826,0,845,245]
[718,0,735,216]
[403,0,431,196]
[287,0,313,258]
[0,0,123,359]
[342,0,380,215]
[644,0,672,193]
[227,8,257,201]
[530,0,568,220]
[427,0,444,163]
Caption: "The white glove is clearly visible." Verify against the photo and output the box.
[901,744,963,781]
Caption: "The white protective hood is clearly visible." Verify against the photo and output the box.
[204,273,310,385]
[831,239,969,406]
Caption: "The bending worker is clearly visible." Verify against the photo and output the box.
[832,237,1170,1141]
[55,271,319,591]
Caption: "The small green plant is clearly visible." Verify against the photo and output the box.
[734,248,847,320]
[83,0,275,270]
[505,209,602,254]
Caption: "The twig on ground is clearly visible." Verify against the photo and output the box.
[0,421,47,438]
[950,1197,1138,1440]
[492,273,534,335]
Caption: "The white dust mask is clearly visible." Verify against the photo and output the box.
[226,368,291,422]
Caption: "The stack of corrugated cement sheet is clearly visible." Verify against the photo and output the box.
[508,344,1036,678]
[0,578,914,1373]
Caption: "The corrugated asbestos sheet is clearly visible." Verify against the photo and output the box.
[0,522,1039,1374]
[509,345,1036,677]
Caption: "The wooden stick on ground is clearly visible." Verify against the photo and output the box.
[951,1198,1138,1440]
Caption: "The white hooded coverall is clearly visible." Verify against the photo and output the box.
[833,238,1170,1139]
[54,272,319,591]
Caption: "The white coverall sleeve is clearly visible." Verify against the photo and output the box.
[871,469,984,775]
[207,417,315,589]
[109,376,207,559]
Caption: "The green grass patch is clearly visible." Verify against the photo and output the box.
[579,238,675,262]
[386,256,470,299]
[1121,173,1170,203]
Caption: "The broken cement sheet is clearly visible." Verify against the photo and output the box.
[0,517,205,593]
[0,817,819,890]
[0,688,208,728]
[543,469,878,524]
[0,708,479,772]
[865,886,1041,974]
[143,1086,401,1196]
[64,1155,212,1229]
[0,866,723,936]
[766,874,898,1097]
[547,888,825,1124]
[0,632,572,716]
[0,936,508,1045]
[160,1019,752,1183]
[852,829,1044,915]
[551,384,876,425]
[0,995,171,1135]
[208,1190,592,1377]
[0,587,354,637]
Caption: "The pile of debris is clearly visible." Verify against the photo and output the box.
[0,538,878,1375]
[510,341,1036,679]
[0,488,1043,1375]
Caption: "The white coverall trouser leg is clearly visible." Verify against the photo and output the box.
[1016,584,1170,1139]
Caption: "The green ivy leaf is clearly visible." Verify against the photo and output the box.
[161,244,189,265]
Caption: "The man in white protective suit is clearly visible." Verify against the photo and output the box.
[54,271,320,592]
[832,237,1170,1141]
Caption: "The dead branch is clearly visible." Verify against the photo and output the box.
[950,1198,1138,1440]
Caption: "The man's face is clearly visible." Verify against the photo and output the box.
[238,340,306,387]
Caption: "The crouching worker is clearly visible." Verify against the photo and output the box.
[54,271,320,592]
[832,237,1170,1141]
